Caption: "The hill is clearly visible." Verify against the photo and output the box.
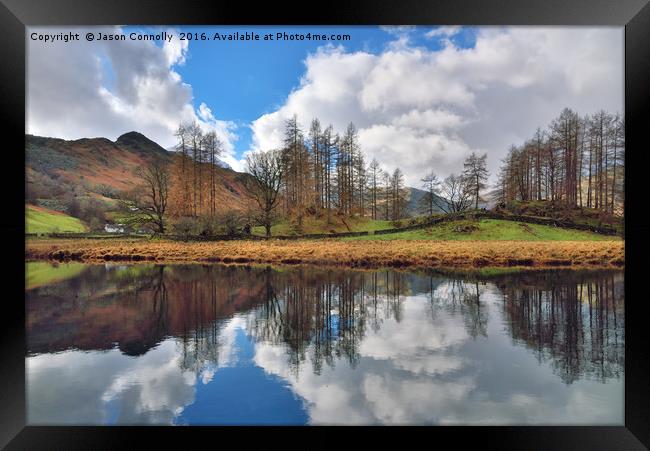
[251,216,392,236]
[26,132,170,195]
[26,132,253,225]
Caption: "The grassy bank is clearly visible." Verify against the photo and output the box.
[26,238,624,269]
[345,219,617,241]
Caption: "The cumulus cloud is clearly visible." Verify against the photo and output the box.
[27,26,241,169]
[249,26,623,186]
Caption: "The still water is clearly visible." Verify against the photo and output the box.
[26,263,624,425]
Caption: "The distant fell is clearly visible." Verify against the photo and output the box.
[115,131,169,158]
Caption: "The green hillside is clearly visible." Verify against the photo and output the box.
[26,204,87,234]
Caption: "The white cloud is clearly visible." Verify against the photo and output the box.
[249,26,623,186]
[162,29,189,66]
[425,26,462,39]
[27,26,239,168]
[26,277,624,426]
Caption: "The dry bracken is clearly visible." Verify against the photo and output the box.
[25,238,624,269]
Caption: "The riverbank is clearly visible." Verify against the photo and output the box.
[26,238,624,269]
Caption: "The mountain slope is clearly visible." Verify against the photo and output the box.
[26,132,171,193]
[406,186,448,216]
[26,132,252,216]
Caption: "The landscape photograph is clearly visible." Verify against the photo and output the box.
[25,25,625,425]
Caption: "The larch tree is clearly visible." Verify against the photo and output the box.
[389,168,408,221]
[462,152,489,210]
[367,158,381,220]
[495,107,624,214]
[420,171,440,216]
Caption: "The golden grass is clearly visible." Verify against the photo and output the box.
[26,238,624,269]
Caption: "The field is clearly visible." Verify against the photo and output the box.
[26,238,624,269]
[26,204,87,234]
[345,219,617,241]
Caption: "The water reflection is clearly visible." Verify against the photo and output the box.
[26,264,624,425]
[496,272,624,384]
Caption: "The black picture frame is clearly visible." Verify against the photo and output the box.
[2,0,649,448]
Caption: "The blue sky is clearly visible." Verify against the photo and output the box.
[124,25,478,157]
[27,25,622,184]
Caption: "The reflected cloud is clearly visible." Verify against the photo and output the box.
[28,341,196,424]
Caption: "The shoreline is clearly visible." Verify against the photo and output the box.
[26,238,625,269]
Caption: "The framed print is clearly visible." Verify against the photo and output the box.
[2,0,649,448]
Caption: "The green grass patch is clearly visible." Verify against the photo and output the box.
[26,261,86,289]
[26,204,87,234]
[342,219,620,241]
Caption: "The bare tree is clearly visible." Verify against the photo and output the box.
[245,150,285,238]
[202,131,223,217]
[121,160,170,234]
[174,122,192,216]
[381,170,391,221]
[439,173,473,213]
[496,108,623,213]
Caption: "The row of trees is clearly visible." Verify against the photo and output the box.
[416,152,490,215]
[494,109,624,213]
[132,116,419,236]
[133,115,492,236]
[172,122,225,217]
[123,107,622,237]
[278,116,412,225]
[254,115,491,230]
